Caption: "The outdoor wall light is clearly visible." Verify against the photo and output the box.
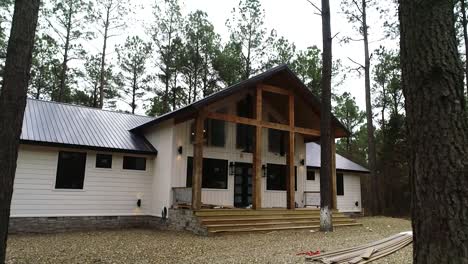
[137,199,142,207]
[262,164,267,177]
[300,159,305,166]
[229,162,235,175]
[177,146,183,155]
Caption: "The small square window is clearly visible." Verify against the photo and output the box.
[96,154,112,168]
[123,156,146,171]
[306,167,315,181]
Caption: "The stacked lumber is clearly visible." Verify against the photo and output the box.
[306,231,412,263]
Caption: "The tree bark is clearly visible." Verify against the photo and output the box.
[399,1,468,263]
[0,0,40,262]
[461,0,468,108]
[362,0,379,215]
[319,0,333,232]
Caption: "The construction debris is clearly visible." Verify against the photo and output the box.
[305,231,412,263]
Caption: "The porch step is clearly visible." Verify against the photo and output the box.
[209,223,363,233]
[194,209,362,234]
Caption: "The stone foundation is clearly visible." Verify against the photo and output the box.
[9,209,207,236]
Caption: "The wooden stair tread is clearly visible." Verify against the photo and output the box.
[209,223,362,233]
[199,215,348,222]
[205,219,356,228]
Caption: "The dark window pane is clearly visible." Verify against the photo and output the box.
[268,129,285,155]
[337,173,344,196]
[123,156,146,170]
[186,157,228,189]
[96,154,112,168]
[266,164,297,191]
[306,167,315,181]
[236,95,254,152]
[55,151,87,189]
[209,119,226,147]
[186,157,193,187]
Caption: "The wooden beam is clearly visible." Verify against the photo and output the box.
[252,85,262,209]
[191,112,204,210]
[205,111,320,136]
[331,139,337,210]
[286,94,295,209]
[260,84,291,95]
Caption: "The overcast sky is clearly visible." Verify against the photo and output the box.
[91,0,398,114]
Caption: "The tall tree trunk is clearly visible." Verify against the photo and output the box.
[319,0,333,232]
[58,2,72,102]
[461,0,468,108]
[131,69,136,114]
[98,7,110,109]
[362,0,379,215]
[399,1,468,263]
[0,0,40,261]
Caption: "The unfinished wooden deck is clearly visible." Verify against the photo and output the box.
[194,208,361,234]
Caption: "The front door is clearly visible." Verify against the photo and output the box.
[234,163,253,208]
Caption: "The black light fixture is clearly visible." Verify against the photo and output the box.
[300,159,305,166]
[137,199,142,207]
[229,162,235,175]
[262,164,267,177]
[177,146,183,155]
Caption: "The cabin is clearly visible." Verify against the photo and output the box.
[9,65,368,234]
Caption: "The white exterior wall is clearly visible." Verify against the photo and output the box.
[143,120,175,217]
[304,170,362,213]
[169,101,307,208]
[11,145,154,217]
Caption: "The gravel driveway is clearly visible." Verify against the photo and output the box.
[6,217,412,264]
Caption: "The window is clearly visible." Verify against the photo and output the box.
[268,129,285,155]
[266,163,297,191]
[55,151,87,189]
[190,119,226,147]
[96,154,112,168]
[236,95,254,152]
[306,167,315,181]
[123,156,146,171]
[337,173,344,196]
[186,157,228,189]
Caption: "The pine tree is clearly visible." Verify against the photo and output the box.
[116,36,151,114]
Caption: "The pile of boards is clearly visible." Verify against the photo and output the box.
[306,231,413,263]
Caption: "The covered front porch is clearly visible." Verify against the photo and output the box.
[178,81,346,211]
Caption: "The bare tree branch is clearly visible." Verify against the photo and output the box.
[348,57,365,69]
[305,0,322,15]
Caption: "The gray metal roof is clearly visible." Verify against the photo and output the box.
[21,99,157,154]
[131,64,350,137]
[306,143,369,173]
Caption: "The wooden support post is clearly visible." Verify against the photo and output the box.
[252,85,262,209]
[191,112,204,210]
[331,138,337,210]
[286,94,295,209]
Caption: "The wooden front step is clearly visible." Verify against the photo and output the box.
[194,209,362,234]
[209,223,362,233]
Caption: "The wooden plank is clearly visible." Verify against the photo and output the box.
[206,111,320,136]
[260,84,291,95]
[286,94,295,210]
[331,139,337,210]
[252,85,262,209]
[191,112,204,210]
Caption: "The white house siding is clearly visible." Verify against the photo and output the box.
[304,170,362,213]
[337,173,362,212]
[11,145,154,217]
[169,101,307,208]
[143,120,175,217]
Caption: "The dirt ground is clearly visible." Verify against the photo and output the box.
[6,217,412,264]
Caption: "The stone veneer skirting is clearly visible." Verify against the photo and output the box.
[9,209,208,236]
